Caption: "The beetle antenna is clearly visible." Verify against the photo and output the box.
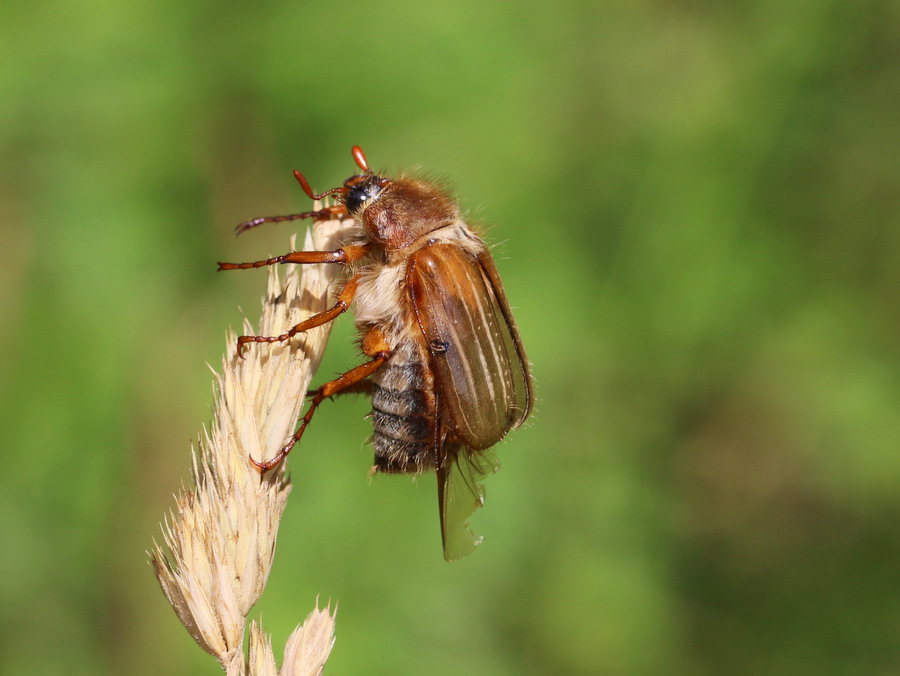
[351,145,370,173]
[293,170,348,201]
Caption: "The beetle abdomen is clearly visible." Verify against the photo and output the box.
[371,340,436,474]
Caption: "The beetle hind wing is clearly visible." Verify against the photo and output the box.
[436,442,500,562]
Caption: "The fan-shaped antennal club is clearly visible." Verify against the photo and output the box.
[351,145,370,173]
[293,170,347,201]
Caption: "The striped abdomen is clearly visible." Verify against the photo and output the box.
[371,338,437,474]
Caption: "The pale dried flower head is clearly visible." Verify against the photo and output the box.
[248,602,337,676]
[151,209,351,675]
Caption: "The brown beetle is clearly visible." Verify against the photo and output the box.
[218,147,532,560]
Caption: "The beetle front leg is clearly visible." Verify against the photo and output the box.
[234,204,349,236]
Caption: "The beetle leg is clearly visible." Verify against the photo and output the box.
[251,327,392,472]
[217,244,368,271]
[317,379,373,398]
[236,277,358,357]
[234,204,349,236]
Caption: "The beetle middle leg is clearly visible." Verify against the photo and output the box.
[217,244,368,271]
[251,326,392,472]
[236,277,359,357]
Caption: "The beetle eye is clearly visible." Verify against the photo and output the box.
[345,176,386,214]
[345,186,368,214]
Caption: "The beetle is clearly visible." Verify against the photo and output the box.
[218,146,532,560]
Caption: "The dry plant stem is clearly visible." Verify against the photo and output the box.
[150,208,354,676]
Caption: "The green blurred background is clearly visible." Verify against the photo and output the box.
[2,1,900,674]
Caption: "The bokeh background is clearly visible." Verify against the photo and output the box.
[2,1,900,674]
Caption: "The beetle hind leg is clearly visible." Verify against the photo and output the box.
[251,326,392,472]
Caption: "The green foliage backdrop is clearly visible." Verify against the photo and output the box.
[2,1,899,674]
